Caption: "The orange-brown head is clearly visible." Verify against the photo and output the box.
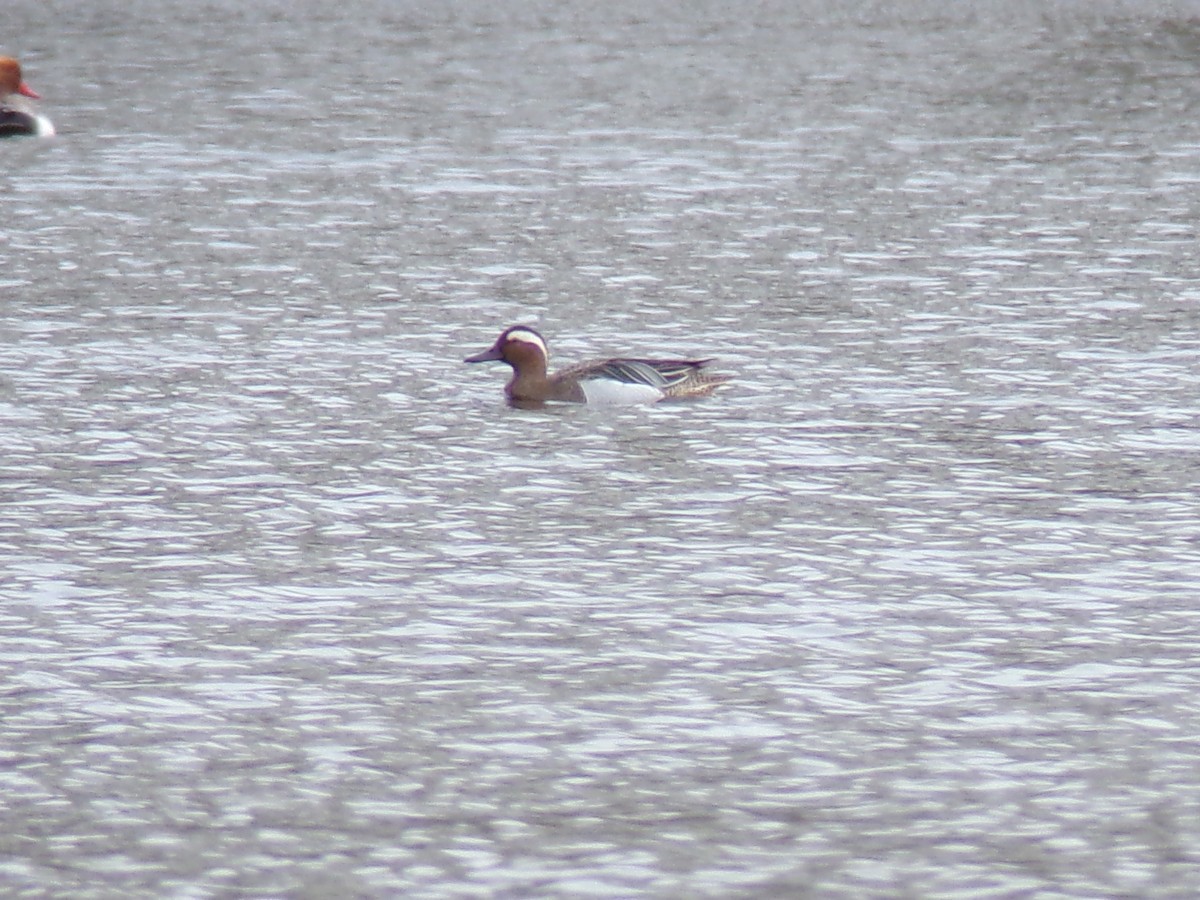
[0,57,40,100]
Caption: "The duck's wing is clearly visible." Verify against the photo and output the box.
[570,358,714,389]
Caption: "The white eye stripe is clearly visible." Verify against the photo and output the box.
[504,329,548,356]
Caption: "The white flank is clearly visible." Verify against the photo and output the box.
[580,379,663,406]
[505,328,548,357]
[35,115,55,137]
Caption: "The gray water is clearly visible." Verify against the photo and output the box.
[5,0,1200,896]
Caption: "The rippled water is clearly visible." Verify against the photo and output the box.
[5,0,1200,896]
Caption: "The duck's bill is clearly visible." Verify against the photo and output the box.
[464,347,504,363]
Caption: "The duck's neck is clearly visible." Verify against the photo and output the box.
[506,361,550,401]
[1,93,33,114]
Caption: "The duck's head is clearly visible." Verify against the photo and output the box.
[0,57,40,100]
[464,326,549,370]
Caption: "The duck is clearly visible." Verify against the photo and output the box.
[0,57,55,138]
[465,325,732,405]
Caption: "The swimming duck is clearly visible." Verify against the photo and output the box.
[0,57,55,137]
[465,325,732,405]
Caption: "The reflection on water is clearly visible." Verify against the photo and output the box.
[4,0,1200,895]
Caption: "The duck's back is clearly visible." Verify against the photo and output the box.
[0,108,53,137]
[566,357,730,403]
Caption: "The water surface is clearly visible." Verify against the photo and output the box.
[4,1,1200,896]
